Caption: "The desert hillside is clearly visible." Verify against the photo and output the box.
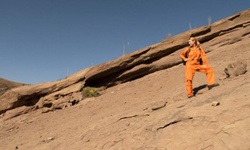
[0,78,25,96]
[0,9,250,150]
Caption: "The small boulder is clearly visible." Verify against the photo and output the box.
[224,60,247,78]
[211,101,220,107]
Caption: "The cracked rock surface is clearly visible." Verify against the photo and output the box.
[0,9,250,150]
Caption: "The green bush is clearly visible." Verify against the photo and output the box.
[81,86,100,98]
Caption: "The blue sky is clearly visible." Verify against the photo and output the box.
[0,0,249,84]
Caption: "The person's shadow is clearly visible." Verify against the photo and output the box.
[193,84,207,95]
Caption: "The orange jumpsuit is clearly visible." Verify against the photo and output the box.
[180,46,216,97]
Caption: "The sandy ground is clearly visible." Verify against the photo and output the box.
[0,28,250,150]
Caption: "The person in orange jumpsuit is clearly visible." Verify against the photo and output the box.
[180,37,219,98]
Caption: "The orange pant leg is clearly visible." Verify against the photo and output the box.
[185,66,195,96]
[198,66,216,85]
[185,65,216,96]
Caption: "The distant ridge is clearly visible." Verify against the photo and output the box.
[0,78,26,95]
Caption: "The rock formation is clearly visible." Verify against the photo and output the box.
[0,9,250,150]
[0,78,25,96]
[224,60,247,77]
[0,9,250,115]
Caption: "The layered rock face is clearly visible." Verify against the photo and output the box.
[0,9,250,115]
[0,9,250,150]
[0,78,25,96]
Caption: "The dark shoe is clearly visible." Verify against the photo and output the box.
[208,83,220,90]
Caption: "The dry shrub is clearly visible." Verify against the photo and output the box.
[81,87,100,98]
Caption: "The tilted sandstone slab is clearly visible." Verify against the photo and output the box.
[0,9,250,115]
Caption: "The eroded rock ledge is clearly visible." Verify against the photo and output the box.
[1,9,250,115]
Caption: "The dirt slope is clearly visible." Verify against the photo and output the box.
[1,8,250,115]
[0,9,250,150]
[0,78,25,96]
